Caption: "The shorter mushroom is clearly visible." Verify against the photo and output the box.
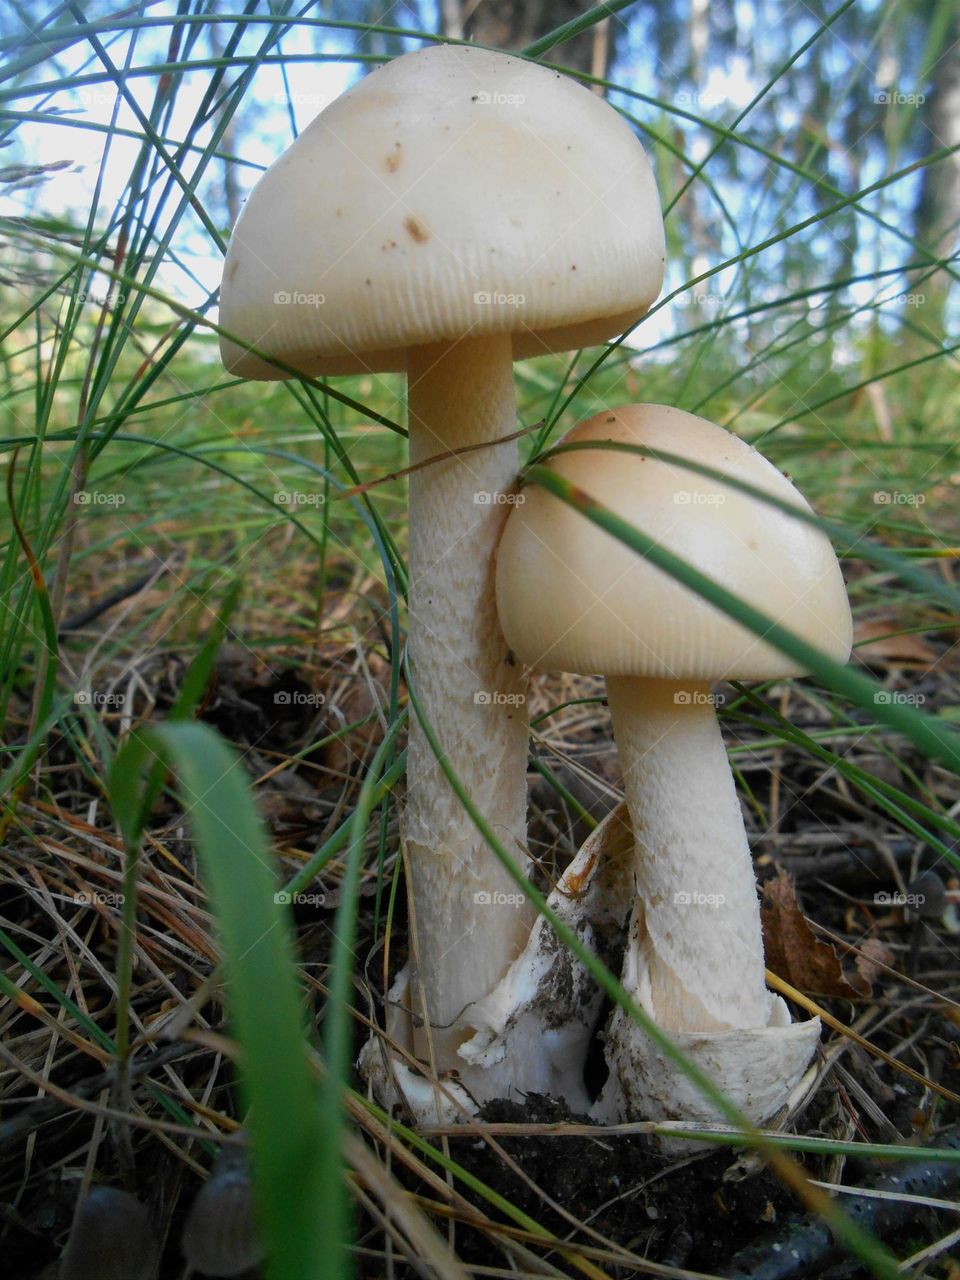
[494,404,852,1126]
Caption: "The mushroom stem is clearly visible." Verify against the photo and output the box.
[404,334,533,1060]
[605,675,772,1032]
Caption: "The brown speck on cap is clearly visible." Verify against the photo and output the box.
[385,143,402,173]
[404,215,430,244]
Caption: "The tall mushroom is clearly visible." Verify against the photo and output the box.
[218,46,664,1084]
[495,404,852,1124]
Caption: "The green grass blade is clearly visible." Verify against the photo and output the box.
[109,721,337,1280]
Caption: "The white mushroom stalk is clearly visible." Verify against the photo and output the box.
[495,404,853,1127]
[605,676,771,1034]
[595,675,822,1128]
[404,335,530,1059]
[217,44,664,1103]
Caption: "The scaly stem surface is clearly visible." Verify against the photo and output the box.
[606,675,771,1032]
[404,335,532,1059]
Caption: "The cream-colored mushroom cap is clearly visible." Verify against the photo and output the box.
[496,405,852,681]
[220,44,664,378]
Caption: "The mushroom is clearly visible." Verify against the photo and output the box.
[218,45,664,1091]
[494,404,852,1125]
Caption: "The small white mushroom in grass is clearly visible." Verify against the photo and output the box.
[219,44,664,1103]
[494,404,852,1126]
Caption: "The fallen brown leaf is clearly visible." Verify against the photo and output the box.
[853,619,938,665]
[853,936,896,990]
[761,869,881,998]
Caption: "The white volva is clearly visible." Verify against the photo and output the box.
[495,404,852,1127]
[217,45,664,1102]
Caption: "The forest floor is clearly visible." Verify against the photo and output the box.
[2,544,960,1279]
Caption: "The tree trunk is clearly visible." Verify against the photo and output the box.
[445,0,615,81]
[912,10,960,326]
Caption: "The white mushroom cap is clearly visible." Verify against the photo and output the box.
[220,44,664,378]
[495,404,852,681]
